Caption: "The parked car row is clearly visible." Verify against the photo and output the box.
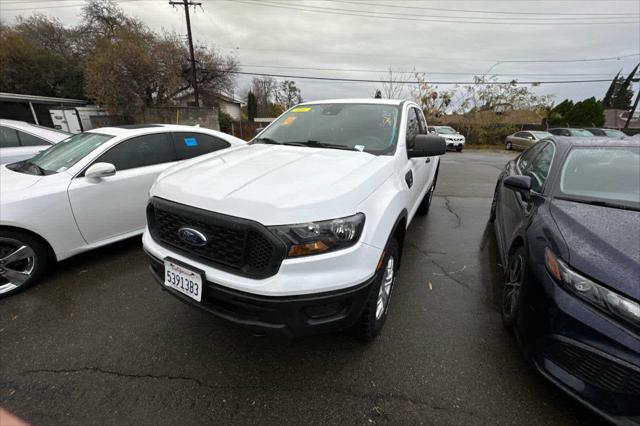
[506,127,629,150]
[1,100,638,424]
[1,100,447,341]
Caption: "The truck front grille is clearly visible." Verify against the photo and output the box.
[147,197,286,278]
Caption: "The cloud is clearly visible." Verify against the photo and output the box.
[1,0,638,104]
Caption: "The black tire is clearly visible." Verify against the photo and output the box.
[351,239,399,341]
[416,167,439,216]
[456,146,463,152]
[505,141,513,150]
[502,246,527,330]
[0,229,51,297]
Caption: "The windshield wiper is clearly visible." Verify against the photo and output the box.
[557,197,640,212]
[300,140,356,151]
[252,137,283,145]
[9,160,47,176]
[25,161,49,176]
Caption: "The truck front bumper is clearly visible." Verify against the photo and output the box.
[146,251,378,337]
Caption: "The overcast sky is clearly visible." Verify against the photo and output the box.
[1,0,639,107]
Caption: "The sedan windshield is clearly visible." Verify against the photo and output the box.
[558,146,640,209]
[25,132,113,174]
[570,129,595,137]
[253,103,400,155]
[604,129,627,138]
[436,127,457,135]
[532,131,552,139]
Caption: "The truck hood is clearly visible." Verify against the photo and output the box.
[152,144,394,225]
[0,165,43,193]
[550,199,640,300]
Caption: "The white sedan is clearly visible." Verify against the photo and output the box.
[0,124,245,296]
[0,119,70,164]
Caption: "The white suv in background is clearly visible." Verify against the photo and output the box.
[0,119,69,164]
[428,126,465,152]
[143,99,446,339]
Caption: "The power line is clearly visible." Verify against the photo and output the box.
[233,0,639,25]
[221,44,640,63]
[230,70,615,85]
[302,0,640,21]
[326,0,639,17]
[237,63,620,77]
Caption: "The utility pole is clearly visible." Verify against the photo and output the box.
[170,0,201,107]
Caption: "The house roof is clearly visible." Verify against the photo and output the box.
[172,88,242,105]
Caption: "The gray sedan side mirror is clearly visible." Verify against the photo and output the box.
[503,175,531,200]
[85,162,116,180]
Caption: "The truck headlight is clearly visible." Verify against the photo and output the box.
[545,248,640,328]
[269,213,365,258]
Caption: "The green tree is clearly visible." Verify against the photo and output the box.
[545,99,574,125]
[611,63,638,110]
[247,90,257,122]
[602,71,620,107]
[0,24,84,98]
[564,97,605,126]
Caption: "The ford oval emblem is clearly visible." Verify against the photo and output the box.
[177,227,208,247]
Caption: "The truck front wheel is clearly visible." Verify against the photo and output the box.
[351,239,399,341]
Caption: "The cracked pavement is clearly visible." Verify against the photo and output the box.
[0,150,594,425]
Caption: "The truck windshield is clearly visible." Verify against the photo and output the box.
[254,103,401,155]
[25,132,113,174]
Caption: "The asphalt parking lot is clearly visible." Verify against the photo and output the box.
[0,150,597,425]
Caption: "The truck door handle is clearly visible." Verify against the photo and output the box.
[425,158,431,163]
[405,171,413,188]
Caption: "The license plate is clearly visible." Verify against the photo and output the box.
[164,259,203,302]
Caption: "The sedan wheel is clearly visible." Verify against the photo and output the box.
[502,247,526,330]
[0,231,50,297]
[0,238,37,294]
[505,141,513,150]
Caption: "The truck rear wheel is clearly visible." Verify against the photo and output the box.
[351,239,398,341]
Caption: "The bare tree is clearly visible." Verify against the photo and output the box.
[411,73,455,119]
[274,80,303,109]
[379,67,411,99]
[459,76,553,113]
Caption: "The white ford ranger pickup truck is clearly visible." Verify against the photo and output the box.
[142,99,446,339]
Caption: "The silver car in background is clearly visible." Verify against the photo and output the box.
[504,130,552,151]
[0,119,70,164]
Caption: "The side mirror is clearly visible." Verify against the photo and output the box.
[255,127,265,136]
[503,175,531,200]
[408,134,446,158]
[85,162,116,180]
